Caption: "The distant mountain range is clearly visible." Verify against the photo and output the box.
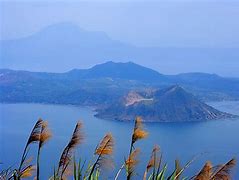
[1,23,239,77]
[1,23,238,122]
[1,61,239,103]
[67,61,165,82]
[95,85,236,122]
[1,61,238,122]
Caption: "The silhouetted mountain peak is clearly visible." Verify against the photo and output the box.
[79,61,164,81]
[37,22,108,38]
[9,22,114,47]
[63,61,164,81]
[91,61,143,70]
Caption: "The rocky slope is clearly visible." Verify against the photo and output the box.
[95,85,236,122]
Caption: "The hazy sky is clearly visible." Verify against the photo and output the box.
[1,0,239,47]
[1,0,239,77]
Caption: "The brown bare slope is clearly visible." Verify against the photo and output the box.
[95,85,236,122]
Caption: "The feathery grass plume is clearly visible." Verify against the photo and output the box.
[127,117,147,180]
[95,134,114,155]
[132,117,148,146]
[143,145,160,180]
[20,165,35,178]
[26,119,44,145]
[39,121,52,148]
[211,158,236,180]
[115,117,148,180]
[37,121,52,180]
[17,118,43,178]
[89,133,114,179]
[125,148,140,180]
[62,164,74,180]
[194,161,212,180]
[57,122,83,180]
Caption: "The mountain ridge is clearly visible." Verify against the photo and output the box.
[66,61,165,81]
[1,61,239,103]
[1,61,239,80]
[1,63,238,122]
[1,22,239,77]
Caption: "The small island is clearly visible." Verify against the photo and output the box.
[95,85,237,122]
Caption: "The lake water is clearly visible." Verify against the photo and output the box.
[0,101,239,179]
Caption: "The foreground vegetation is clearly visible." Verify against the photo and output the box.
[0,117,236,180]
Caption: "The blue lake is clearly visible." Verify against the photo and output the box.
[0,101,239,179]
